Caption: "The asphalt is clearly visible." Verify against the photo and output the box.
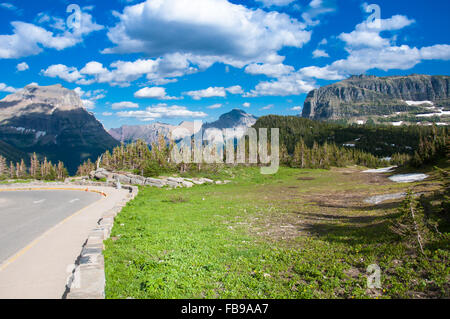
[0,190,102,264]
[0,186,130,299]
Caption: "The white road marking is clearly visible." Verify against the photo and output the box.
[69,198,80,204]
[33,199,46,204]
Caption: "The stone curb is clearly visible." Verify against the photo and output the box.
[64,186,139,299]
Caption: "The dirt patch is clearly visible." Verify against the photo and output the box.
[297,177,315,181]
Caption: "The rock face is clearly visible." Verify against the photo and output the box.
[302,74,450,121]
[0,84,119,174]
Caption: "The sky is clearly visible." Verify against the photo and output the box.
[0,0,449,129]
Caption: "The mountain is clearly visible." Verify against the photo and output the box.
[108,109,258,144]
[0,84,119,174]
[202,109,258,131]
[302,74,450,124]
[109,122,176,145]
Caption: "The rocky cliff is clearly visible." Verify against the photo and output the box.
[0,84,119,174]
[302,74,450,122]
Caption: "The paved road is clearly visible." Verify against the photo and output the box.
[0,190,101,264]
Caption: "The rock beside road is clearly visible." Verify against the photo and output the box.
[89,168,230,189]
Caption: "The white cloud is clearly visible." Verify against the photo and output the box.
[207,103,223,109]
[82,99,96,110]
[117,103,208,121]
[80,61,108,75]
[104,0,311,67]
[242,102,251,108]
[111,101,139,109]
[299,66,344,80]
[246,74,316,97]
[0,82,17,93]
[226,85,244,94]
[318,38,327,46]
[245,63,294,78]
[134,87,180,100]
[261,104,274,110]
[302,14,450,79]
[420,45,450,60]
[255,0,295,7]
[16,62,29,71]
[302,0,337,26]
[0,3,17,10]
[43,54,199,87]
[291,106,302,111]
[338,15,415,48]
[186,87,226,100]
[185,86,243,100]
[312,49,329,58]
[74,87,106,110]
[0,12,103,59]
[102,112,113,116]
[42,64,82,82]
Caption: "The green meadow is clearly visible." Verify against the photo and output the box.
[104,166,449,299]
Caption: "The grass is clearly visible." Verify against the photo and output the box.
[104,165,449,299]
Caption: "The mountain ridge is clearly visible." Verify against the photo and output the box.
[0,84,119,174]
[301,74,450,124]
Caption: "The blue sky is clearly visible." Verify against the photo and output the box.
[0,0,449,129]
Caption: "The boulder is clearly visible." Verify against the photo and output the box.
[145,178,167,186]
[167,181,182,188]
[167,177,184,183]
[192,179,205,185]
[130,178,144,185]
[146,182,164,188]
[201,178,214,184]
[126,174,146,182]
[182,181,194,188]
[113,174,131,184]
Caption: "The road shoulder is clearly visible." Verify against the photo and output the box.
[0,184,137,299]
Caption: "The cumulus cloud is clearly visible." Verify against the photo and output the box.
[186,87,226,100]
[245,63,294,78]
[117,103,208,121]
[299,66,344,80]
[338,15,415,48]
[207,103,223,109]
[185,86,243,100]
[42,64,82,82]
[301,14,450,79]
[73,87,106,110]
[226,85,244,94]
[134,87,180,100]
[242,102,251,108]
[43,53,199,86]
[255,0,295,7]
[312,49,329,58]
[111,101,139,109]
[103,0,311,67]
[16,62,29,71]
[291,106,302,111]
[246,74,316,97]
[0,82,17,93]
[0,12,103,59]
[302,0,337,26]
[261,104,274,110]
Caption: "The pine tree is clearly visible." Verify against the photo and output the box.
[0,155,7,178]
